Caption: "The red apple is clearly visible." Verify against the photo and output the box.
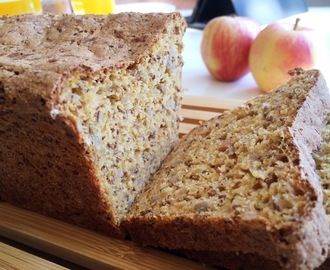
[201,16,260,82]
[249,18,324,93]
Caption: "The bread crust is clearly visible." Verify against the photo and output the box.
[0,103,122,236]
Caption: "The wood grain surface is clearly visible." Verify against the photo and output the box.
[180,95,244,136]
[0,241,68,270]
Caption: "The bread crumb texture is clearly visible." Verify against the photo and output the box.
[0,12,186,237]
[315,114,330,220]
[124,69,330,269]
[181,110,330,270]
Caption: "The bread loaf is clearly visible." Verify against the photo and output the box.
[0,12,186,237]
[123,69,330,269]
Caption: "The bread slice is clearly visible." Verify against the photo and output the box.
[0,12,186,237]
[123,69,330,268]
[179,111,330,270]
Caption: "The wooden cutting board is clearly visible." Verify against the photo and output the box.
[0,95,244,270]
[179,95,243,137]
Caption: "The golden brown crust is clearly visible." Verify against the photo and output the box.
[125,216,281,260]
[179,249,281,270]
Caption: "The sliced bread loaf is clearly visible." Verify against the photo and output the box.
[123,69,330,269]
[0,12,186,237]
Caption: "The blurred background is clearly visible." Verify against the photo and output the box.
[1,0,329,20]
[39,0,330,27]
[116,0,330,10]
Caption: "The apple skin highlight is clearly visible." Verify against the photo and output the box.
[201,16,260,82]
[249,20,321,93]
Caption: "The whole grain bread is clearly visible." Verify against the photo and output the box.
[123,69,330,269]
[0,12,186,237]
[179,109,330,270]
[315,113,330,224]
[314,113,330,270]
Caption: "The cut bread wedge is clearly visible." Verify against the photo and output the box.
[123,69,330,269]
[176,109,330,270]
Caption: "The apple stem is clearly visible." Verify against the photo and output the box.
[294,18,300,30]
